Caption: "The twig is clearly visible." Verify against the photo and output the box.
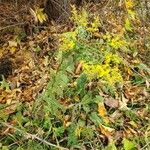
[1,122,69,150]
[0,22,26,31]
[141,141,150,150]
[8,141,19,148]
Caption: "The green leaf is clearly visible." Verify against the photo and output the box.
[81,93,92,105]
[89,112,102,126]
[94,95,104,104]
[123,138,136,150]
[0,76,10,91]
[137,63,150,74]
[32,45,41,52]
[2,146,9,150]
[78,119,86,127]
[76,73,87,96]
[105,142,117,150]
[82,127,94,140]
[125,18,132,31]
[131,75,145,85]
[17,147,24,150]
[67,124,78,147]
[82,104,90,113]
[43,116,52,130]
[54,126,65,137]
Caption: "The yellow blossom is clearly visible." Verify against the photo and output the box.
[71,6,99,33]
[110,35,127,49]
[87,16,100,33]
[59,32,77,51]
[125,0,134,9]
[71,5,88,28]
[82,52,123,85]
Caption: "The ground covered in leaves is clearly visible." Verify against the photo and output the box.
[0,1,150,150]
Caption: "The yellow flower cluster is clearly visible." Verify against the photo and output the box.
[59,6,100,51]
[87,16,100,33]
[125,0,135,19]
[59,32,77,51]
[125,0,134,9]
[71,5,88,28]
[82,53,123,85]
[105,52,121,64]
[71,5,100,33]
[103,33,127,50]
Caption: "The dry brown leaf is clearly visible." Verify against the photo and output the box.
[104,97,119,108]
[4,104,18,115]
[145,79,150,88]
[75,61,82,75]
[93,32,102,38]
[110,110,122,122]
[114,131,123,141]
[22,88,33,102]
[119,94,129,110]
[8,41,17,47]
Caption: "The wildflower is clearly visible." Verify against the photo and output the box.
[82,52,123,85]
[87,15,100,33]
[110,35,127,49]
[71,5,88,28]
[59,32,77,51]
[105,53,121,65]
[125,0,134,9]
[71,6,100,33]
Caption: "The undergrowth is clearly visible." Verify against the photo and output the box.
[0,0,150,150]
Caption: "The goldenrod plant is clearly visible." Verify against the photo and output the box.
[59,6,124,86]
